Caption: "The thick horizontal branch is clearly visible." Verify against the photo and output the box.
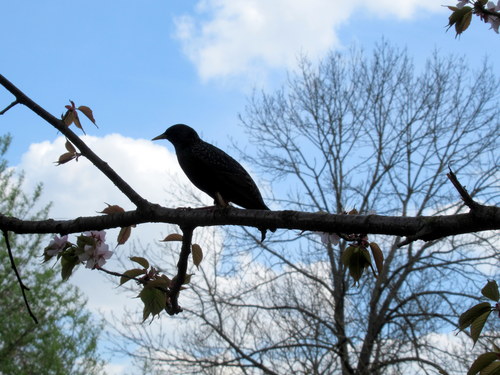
[0,203,498,244]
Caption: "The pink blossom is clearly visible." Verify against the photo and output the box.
[487,0,500,11]
[456,0,469,9]
[487,1,500,33]
[46,235,68,256]
[84,230,107,243]
[82,242,113,269]
[319,232,340,246]
[488,16,500,32]
[79,230,113,269]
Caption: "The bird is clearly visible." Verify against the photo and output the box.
[152,124,274,240]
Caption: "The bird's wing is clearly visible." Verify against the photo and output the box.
[182,142,268,209]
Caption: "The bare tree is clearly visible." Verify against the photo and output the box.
[112,42,500,374]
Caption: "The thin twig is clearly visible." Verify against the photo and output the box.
[398,169,483,247]
[0,100,18,115]
[98,266,141,282]
[2,230,38,324]
[446,167,479,210]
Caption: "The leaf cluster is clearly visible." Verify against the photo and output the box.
[459,280,500,375]
[119,234,204,321]
[447,5,474,36]
[446,0,499,36]
[61,100,97,134]
[341,239,384,283]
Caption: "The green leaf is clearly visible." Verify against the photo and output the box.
[447,9,461,29]
[76,235,95,248]
[481,361,500,375]
[457,10,472,35]
[99,203,125,215]
[65,139,76,153]
[467,352,499,375]
[447,6,472,35]
[345,247,370,282]
[341,246,356,266]
[482,280,499,302]
[459,302,491,330]
[72,111,85,133]
[117,226,132,246]
[55,152,76,165]
[77,105,97,126]
[119,268,146,285]
[146,278,170,289]
[139,287,167,322]
[61,252,79,281]
[470,310,492,344]
[130,256,149,269]
[62,109,75,126]
[161,233,183,242]
[192,243,203,268]
[369,242,384,275]
[360,247,371,264]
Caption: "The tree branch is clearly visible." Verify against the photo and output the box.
[446,167,479,210]
[0,99,18,115]
[397,169,493,247]
[2,230,38,324]
[166,226,194,315]
[0,204,498,244]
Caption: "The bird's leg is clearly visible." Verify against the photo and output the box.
[214,192,229,208]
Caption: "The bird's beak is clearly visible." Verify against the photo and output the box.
[152,133,166,141]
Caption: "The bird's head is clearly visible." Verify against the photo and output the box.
[152,124,201,148]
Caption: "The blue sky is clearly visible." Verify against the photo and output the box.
[1,1,498,164]
[1,1,498,373]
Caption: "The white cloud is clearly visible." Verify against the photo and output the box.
[102,362,130,375]
[174,0,442,81]
[20,134,185,214]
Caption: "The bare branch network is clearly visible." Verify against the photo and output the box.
[0,74,499,244]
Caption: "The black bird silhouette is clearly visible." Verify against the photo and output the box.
[152,124,273,240]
